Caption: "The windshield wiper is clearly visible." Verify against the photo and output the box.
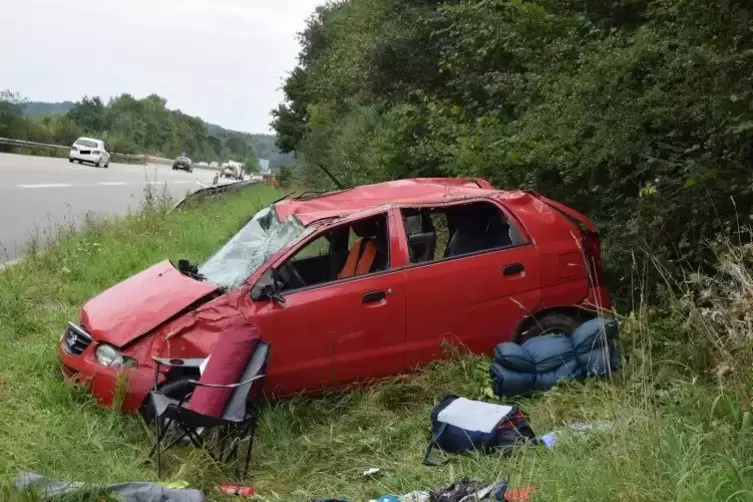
[273,190,298,204]
[177,259,205,281]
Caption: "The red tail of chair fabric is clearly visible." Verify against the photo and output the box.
[188,317,261,417]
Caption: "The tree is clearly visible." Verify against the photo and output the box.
[0,90,27,139]
[68,96,106,133]
[271,0,753,304]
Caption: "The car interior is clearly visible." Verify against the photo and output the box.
[402,201,522,264]
[273,202,522,291]
[276,214,390,291]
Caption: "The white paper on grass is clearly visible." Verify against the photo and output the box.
[437,398,513,433]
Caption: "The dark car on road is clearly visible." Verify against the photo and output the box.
[172,156,193,173]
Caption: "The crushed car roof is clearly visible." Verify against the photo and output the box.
[273,177,528,225]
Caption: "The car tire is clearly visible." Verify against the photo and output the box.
[68,158,73,163]
[141,375,207,444]
[141,375,196,424]
[95,160,101,168]
[517,312,582,343]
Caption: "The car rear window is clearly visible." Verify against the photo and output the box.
[74,139,98,148]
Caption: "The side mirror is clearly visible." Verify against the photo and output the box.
[250,269,286,303]
[250,282,267,302]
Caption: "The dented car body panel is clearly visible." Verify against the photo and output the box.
[80,260,219,348]
[58,177,612,413]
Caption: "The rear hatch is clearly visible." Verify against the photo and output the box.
[74,139,98,155]
[526,191,606,287]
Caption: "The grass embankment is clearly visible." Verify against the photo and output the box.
[1,186,753,501]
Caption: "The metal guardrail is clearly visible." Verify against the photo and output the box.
[0,136,147,164]
[171,179,259,211]
[145,155,173,166]
[0,137,247,172]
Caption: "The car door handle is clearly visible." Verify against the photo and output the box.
[502,263,525,276]
[362,290,386,303]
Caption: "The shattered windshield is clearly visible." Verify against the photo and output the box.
[198,206,305,290]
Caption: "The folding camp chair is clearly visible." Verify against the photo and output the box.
[148,341,270,479]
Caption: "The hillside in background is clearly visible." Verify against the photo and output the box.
[6,95,292,170]
[23,101,74,117]
[205,122,294,170]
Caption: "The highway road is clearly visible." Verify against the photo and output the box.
[0,153,232,264]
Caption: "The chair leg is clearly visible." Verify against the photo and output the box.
[155,413,162,479]
[240,419,257,480]
[218,426,230,462]
[186,427,205,449]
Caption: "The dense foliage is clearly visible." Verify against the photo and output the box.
[0,92,291,170]
[273,0,753,304]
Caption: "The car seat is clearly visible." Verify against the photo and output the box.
[338,217,387,278]
[445,207,513,257]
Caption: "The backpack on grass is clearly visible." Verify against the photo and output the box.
[423,395,536,466]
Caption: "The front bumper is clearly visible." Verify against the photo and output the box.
[58,334,154,414]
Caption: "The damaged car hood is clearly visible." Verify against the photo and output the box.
[80,260,219,347]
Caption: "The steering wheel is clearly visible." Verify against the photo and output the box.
[278,261,306,290]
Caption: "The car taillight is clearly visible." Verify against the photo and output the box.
[91,150,99,155]
[582,231,605,286]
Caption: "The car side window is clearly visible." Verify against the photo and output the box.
[401,201,524,264]
[277,213,391,292]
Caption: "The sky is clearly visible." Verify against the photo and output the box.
[1,0,325,134]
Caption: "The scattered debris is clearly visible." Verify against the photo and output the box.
[540,421,614,448]
[398,492,431,502]
[216,483,255,497]
[429,477,507,502]
[13,472,205,502]
[362,467,381,477]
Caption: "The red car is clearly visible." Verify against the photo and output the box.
[58,178,611,416]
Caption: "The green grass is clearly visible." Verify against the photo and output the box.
[2,185,753,501]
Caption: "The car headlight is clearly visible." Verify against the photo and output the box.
[95,344,135,369]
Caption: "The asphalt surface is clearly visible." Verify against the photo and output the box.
[0,153,233,264]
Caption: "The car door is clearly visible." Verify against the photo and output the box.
[248,211,406,394]
[399,200,542,369]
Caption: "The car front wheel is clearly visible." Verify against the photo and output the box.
[141,375,196,424]
[141,375,207,443]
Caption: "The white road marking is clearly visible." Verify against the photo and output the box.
[98,182,128,186]
[172,181,191,184]
[144,181,167,185]
[18,183,72,188]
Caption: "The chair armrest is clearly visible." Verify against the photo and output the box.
[151,357,205,369]
[151,357,207,391]
[188,374,265,389]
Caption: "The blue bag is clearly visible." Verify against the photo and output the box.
[423,395,536,466]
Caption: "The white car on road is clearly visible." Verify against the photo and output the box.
[69,137,110,168]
